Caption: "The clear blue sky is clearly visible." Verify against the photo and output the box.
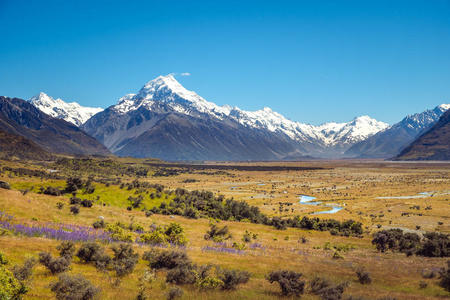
[1,0,449,125]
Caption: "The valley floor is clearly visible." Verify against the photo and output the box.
[0,158,449,299]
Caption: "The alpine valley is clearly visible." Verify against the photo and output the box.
[20,75,449,161]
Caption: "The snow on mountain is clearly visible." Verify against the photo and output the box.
[344,103,450,158]
[29,92,103,126]
[113,75,389,148]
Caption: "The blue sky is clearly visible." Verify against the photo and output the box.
[1,0,449,125]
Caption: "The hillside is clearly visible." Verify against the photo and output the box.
[0,129,52,160]
[0,96,111,156]
[395,109,450,160]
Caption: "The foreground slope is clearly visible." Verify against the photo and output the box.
[0,96,110,155]
[395,108,450,160]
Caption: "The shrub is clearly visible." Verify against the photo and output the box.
[204,224,232,241]
[166,287,183,300]
[65,177,84,193]
[111,243,139,277]
[165,223,188,246]
[38,252,71,274]
[1,263,27,299]
[0,251,8,264]
[43,186,62,196]
[218,268,251,290]
[50,273,100,300]
[81,199,93,208]
[140,223,188,246]
[13,258,37,281]
[92,219,106,229]
[76,242,104,263]
[439,260,450,292]
[266,270,305,296]
[57,241,77,259]
[417,232,450,257]
[166,265,197,285]
[310,276,348,300]
[106,224,133,242]
[355,267,372,284]
[332,251,344,260]
[70,197,82,205]
[56,202,65,209]
[143,250,192,270]
[70,205,80,215]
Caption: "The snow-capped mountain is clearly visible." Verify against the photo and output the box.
[345,103,450,158]
[82,75,389,160]
[29,92,103,126]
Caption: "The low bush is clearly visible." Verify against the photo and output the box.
[355,267,372,284]
[218,268,251,290]
[266,270,305,296]
[1,263,28,299]
[50,273,100,300]
[310,276,348,300]
[140,223,188,246]
[38,252,71,274]
[92,219,106,229]
[57,241,76,259]
[166,287,183,300]
[143,249,192,270]
[166,264,197,285]
[76,242,105,264]
[70,205,80,215]
[204,223,232,242]
[439,260,450,292]
[111,243,139,277]
[13,257,37,281]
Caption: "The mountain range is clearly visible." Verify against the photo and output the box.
[1,74,447,161]
[29,92,103,126]
[344,103,450,158]
[395,108,450,160]
[80,75,393,160]
[0,96,110,156]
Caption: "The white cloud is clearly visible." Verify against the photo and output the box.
[181,72,191,76]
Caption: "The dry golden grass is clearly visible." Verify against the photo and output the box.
[0,159,449,299]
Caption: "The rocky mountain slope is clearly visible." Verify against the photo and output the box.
[0,96,110,156]
[395,109,450,160]
[344,104,450,158]
[29,92,103,126]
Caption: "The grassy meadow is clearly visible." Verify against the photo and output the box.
[0,157,449,299]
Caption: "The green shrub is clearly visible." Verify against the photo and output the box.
[0,251,8,264]
[204,224,232,241]
[0,264,27,299]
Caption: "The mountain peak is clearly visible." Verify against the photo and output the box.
[29,93,103,126]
